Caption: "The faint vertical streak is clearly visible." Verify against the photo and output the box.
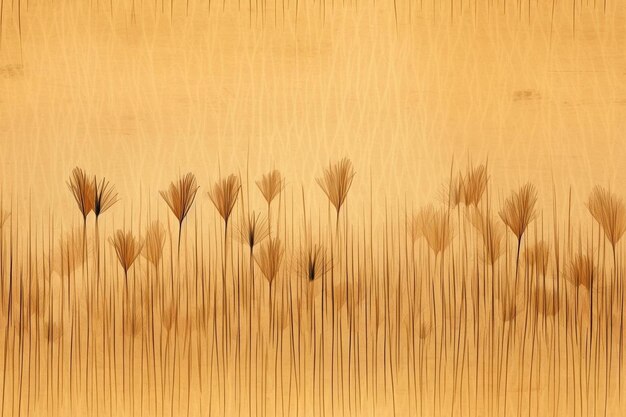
[572,0,575,37]
[550,0,556,50]
[450,0,453,23]
[393,0,398,32]
[18,0,22,60]
[0,0,4,50]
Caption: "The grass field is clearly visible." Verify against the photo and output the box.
[1,1,626,416]
[0,161,625,417]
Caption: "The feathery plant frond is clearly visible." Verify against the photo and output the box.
[210,173,241,323]
[109,230,143,280]
[93,176,119,217]
[256,170,284,205]
[143,221,166,267]
[255,238,284,284]
[442,172,464,208]
[298,243,332,282]
[462,164,488,206]
[92,175,118,282]
[409,207,436,243]
[160,173,199,225]
[587,186,626,249]
[467,207,503,265]
[237,211,269,251]
[316,157,356,231]
[499,183,538,241]
[256,170,284,238]
[208,174,241,227]
[499,183,538,288]
[67,167,95,221]
[586,186,624,341]
[565,253,594,290]
[160,172,199,255]
[442,163,488,207]
[417,205,454,255]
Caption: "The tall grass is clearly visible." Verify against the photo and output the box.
[1,160,626,417]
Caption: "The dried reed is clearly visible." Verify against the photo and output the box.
[499,183,538,286]
[143,221,166,268]
[587,186,626,271]
[416,205,454,255]
[109,230,143,284]
[67,167,95,223]
[462,164,488,207]
[298,243,332,282]
[160,173,199,256]
[317,158,356,232]
[255,238,284,285]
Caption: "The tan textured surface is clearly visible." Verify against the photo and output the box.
[0,1,625,416]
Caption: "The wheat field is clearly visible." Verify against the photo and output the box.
[1,0,626,416]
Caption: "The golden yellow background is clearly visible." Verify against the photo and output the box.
[1,0,625,219]
[1,2,625,417]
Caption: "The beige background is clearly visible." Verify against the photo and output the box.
[0,3,625,416]
[0,0,625,222]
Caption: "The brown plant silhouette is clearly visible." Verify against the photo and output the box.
[209,174,241,301]
[499,183,538,286]
[110,230,143,285]
[499,183,538,241]
[416,205,454,255]
[468,207,504,265]
[317,158,356,232]
[237,211,269,252]
[587,186,626,267]
[298,243,332,282]
[586,186,625,339]
[256,170,284,237]
[565,253,594,291]
[208,174,241,229]
[462,164,488,206]
[143,221,166,268]
[443,172,464,208]
[160,173,199,255]
[256,170,284,206]
[93,176,118,218]
[255,238,284,285]
[67,167,95,222]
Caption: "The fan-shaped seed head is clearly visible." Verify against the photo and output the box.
[499,183,538,241]
[208,174,241,225]
[256,170,284,205]
[68,167,95,220]
[316,158,356,216]
[160,173,199,225]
